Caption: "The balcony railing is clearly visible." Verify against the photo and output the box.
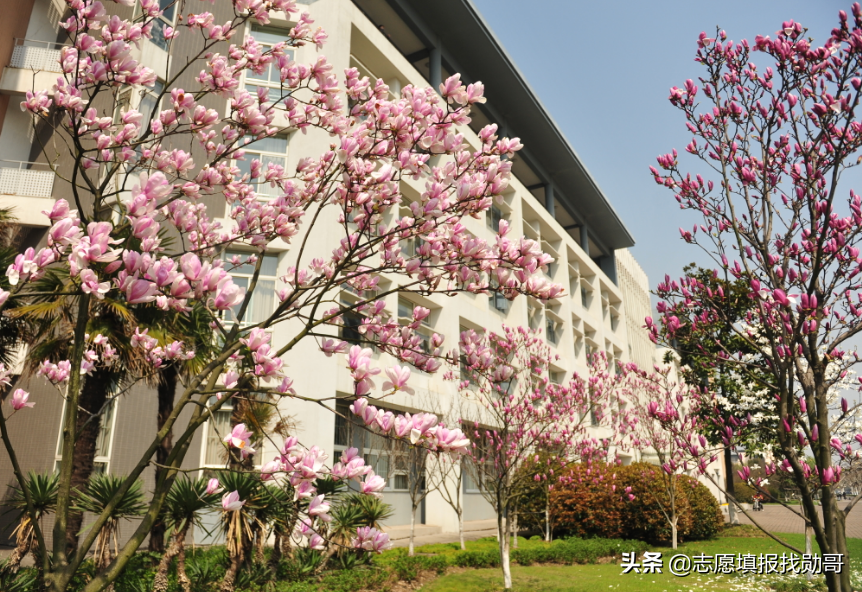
[0,160,55,198]
[10,38,65,73]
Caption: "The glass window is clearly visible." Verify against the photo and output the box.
[138,79,165,136]
[223,251,279,325]
[245,25,295,102]
[334,401,352,448]
[234,134,289,200]
[398,297,433,355]
[149,0,178,50]
[546,317,558,344]
[204,407,232,466]
[487,206,503,232]
[488,286,509,314]
[55,396,117,475]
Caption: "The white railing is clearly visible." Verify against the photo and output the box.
[0,160,55,198]
[9,38,65,73]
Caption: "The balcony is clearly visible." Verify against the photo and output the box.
[1,39,66,95]
[11,39,64,72]
[0,160,56,226]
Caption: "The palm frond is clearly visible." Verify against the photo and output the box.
[73,474,146,520]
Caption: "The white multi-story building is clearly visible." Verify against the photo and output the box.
[0,0,669,542]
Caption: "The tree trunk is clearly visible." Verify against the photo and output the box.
[3,521,32,574]
[544,487,551,542]
[805,519,812,582]
[177,538,191,592]
[254,522,266,564]
[458,509,465,551]
[153,526,186,592]
[835,502,851,592]
[220,545,244,592]
[671,514,678,550]
[408,504,417,556]
[724,446,739,525]
[512,511,518,549]
[270,530,283,570]
[497,509,512,590]
[149,365,178,553]
[66,368,115,555]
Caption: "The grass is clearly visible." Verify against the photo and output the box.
[415,528,862,592]
[420,564,746,592]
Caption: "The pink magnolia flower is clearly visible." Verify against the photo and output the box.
[308,533,326,550]
[9,389,34,410]
[382,365,413,394]
[222,490,245,512]
[360,471,386,498]
[205,478,222,495]
[307,494,331,520]
[260,459,282,481]
[353,526,392,552]
[224,423,255,457]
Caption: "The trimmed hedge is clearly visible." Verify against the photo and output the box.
[551,462,723,545]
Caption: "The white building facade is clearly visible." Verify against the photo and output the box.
[0,0,679,540]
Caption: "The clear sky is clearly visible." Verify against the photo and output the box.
[471,0,852,304]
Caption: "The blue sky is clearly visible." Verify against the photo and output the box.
[471,0,852,302]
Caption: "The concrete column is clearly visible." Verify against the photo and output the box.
[545,182,555,217]
[580,223,589,254]
[430,46,442,90]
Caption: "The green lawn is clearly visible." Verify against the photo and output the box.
[416,529,862,592]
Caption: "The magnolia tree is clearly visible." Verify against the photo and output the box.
[0,0,564,589]
[456,327,623,591]
[620,364,720,549]
[648,6,862,590]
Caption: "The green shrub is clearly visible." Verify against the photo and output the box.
[388,555,448,581]
[679,474,724,540]
[549,462,723,545]
[451,550,500,568]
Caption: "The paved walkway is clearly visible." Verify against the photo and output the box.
[731,502,862,538]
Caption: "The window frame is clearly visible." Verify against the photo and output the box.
[232,134,290,202]
[55,394,119,475]
[221,250,280,326]
[244,24,296,103]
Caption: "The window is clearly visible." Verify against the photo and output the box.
[334,401,353,449]
[149,0,178,50]
[234,134,289,200]
[138,79,165,135]
[487,205,503,232]
[546,317,558,345]
[398,297,434,355]
[489,291,509,313]
[204,405,232,466]
[223,251,279,325]
[55,397,117,475]
[462,431,493,492]
[363,430,390,483]
[245,25,295,102]
[550,371,565,385]
[580,286,590,309]
[459,325,479,386]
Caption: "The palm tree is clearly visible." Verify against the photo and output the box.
[140,304,220,552]
[216,471,264,592]
[0,472,58,575]
[72,474,146,591]
[15,275,145,553]
[0,207,31,383]
[152,477,219,592]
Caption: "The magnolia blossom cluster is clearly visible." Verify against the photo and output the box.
[217,431,392,552]
[349,397,470,456]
